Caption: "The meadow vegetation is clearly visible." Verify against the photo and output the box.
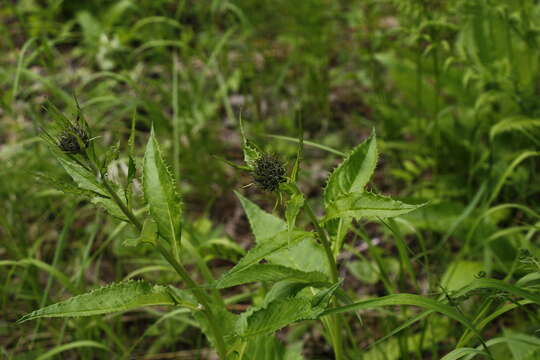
[1,1,540,359]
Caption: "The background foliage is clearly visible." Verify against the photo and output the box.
[1,0,540,359]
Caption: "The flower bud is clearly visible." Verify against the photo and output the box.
[57,125,89,154]
[252,153,286,192]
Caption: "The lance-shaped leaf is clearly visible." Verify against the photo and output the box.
[235,191,286,244]
[236,282,340,338]
[225,230,313,275]
[91,195,130,222]
[215,264,328,289]
[143,127,182,245]
[18,280,177,322]
[325,192,425,222]
[57,157,128,221]
[58,157,108,197]
[236,192,330,275]
[324,130,377,205]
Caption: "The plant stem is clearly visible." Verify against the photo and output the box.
[83,153,143,230]
[302,200,343,360]
[303,201,338,282]
[91,156,227,359]
[101,178,143,230]
[155,244,227,360]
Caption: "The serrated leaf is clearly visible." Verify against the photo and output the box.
[18,280,176,322]
[91,195,129,222]
[224,230,312,276]
[236,282,340,338]
[101,140,120,173]
[267,236,330,276]
[126,110,137,207]
[236,192,329,275]
[239,116,261,169]
[235,191,287,243]
[194,308,238,348]
[143,127,182,246]
[324,192,425,222]
[283,186,305,244]
[324,130,377,205]
[215,264,328,289]
[56,156,129,220]
[57,157,107,197]
[34,172,96,198]
[262,280,325,306]
[126,155,137,207]
[240,334,301,360]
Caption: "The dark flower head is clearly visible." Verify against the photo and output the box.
[57,125,89,154]
[252,153,286,192]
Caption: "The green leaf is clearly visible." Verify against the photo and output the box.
[324,130,377,205]
[503,329,540,360]
[215,264,328,289]
[325,192,425,222]
[441,261,485,292]
[236,283,340,338]
[58,157,107,197]
[35,340,110,360]
[239,116,261,169]
[143,127,182,246]
[0,259,77,294]
[239,335,303,360]
[323,293,483,341]
[281,184,305,243]
[101,140,120,173]
[346,260,381,284]
[194,308,238,348]
[222,230,313,276]
[266,235,330,276]
[235,191,287,243]
[262,280,327,306]
[123,218,158,247]
[452,278,540,305]
[236,192,330,275]
[490,116,540,140]
[91,195,130,222]
[289,115,304,183]
[18,280,176,322]
[440,347,487,360]
[56,156,128,220]
[126,110,137,207]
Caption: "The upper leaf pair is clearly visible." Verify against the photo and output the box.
[323,130,425,222]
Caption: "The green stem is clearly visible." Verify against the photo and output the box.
[302,200,343,360]
[303,201,338,282]
[155,244,227,360]
[101,178,143,230]
[84,153,143,230]
[91,155,227,359]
